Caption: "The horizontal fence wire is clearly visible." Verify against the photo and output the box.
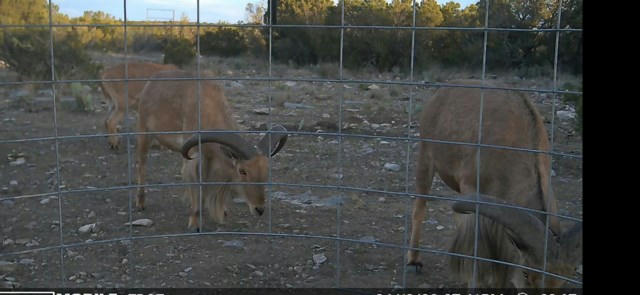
[0,231,583,286]
[0,181,583,224]
[0,77,584,96]
[0,22,583,32]
[0,0,582,288]
[0,130,583,160]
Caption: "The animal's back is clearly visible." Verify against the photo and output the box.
[101,62,178,105]
[420,80,553,214]
[419,80,558,287]
[137,70,236,151]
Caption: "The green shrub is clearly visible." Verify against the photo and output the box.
[200,28,248,57]
[130,33,163,53]
[70,82,94,112]
[163,38,195,67]
[0,28,101,81]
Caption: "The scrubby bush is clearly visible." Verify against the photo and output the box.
[0,29,101,81]
[200,28,248,57]
[71,82,94,112]
[162,37,195,67]
[130,33,163,53]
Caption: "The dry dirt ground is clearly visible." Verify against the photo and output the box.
[0,54,583,288]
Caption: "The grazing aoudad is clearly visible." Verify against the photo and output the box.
[408,80,582,287]
[135,70,288,230]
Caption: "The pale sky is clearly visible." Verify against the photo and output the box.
[54,0,477,23]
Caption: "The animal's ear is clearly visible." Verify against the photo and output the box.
[258,124,288,157]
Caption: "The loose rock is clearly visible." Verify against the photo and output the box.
[253,108,270,115]
[124,219,153,227]
[223,240,244,248]
[312,253,327,265]
[384,163,401,172]
[78,223,96,234]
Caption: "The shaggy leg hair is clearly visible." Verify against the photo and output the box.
[449,213,524,288]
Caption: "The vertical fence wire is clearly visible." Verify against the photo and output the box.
[401,0,418,288]
[196,0,204,235]
[267,0,275,235]
[334,0,346,287]
[542,0,564,287]
[471,0,491,289]
[267,0,274,235]
[122,0,136,287]
[47,0,66,287]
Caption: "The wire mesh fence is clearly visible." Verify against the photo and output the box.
[0,0,582,289]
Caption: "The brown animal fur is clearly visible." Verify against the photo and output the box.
[408,80,579,288]
[100,62,178,149]
[135,70,287,229]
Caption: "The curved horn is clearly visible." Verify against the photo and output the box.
[181,131,257,160]
[257,124,288,157]
[452,194,559,264]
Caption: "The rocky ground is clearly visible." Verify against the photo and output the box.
[0,54,582,288]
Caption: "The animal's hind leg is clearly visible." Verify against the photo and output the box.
[106,103,125,150]
[407,143,435,271]
[135,133,151,211]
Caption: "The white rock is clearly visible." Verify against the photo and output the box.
[312,253,327,265]
[368,84,380,90]
[557,110,576,120]
[576,264,583,275]
[78,223,96,234]
[384,163,401,172]
[3,239,14,246]
[9,158,25,166]
[253,108,270,115]
[436,225,445,230]
[229,81,243,88]
[223,240,244,248]
[124,219,153,227]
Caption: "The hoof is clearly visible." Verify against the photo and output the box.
[193,227,200,233]
[108,137,120,150]
[407,261,423,273]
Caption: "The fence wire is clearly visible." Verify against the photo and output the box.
[0,0,583,289]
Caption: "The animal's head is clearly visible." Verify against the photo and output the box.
[452,195,582,288]
[181,124,288,217]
